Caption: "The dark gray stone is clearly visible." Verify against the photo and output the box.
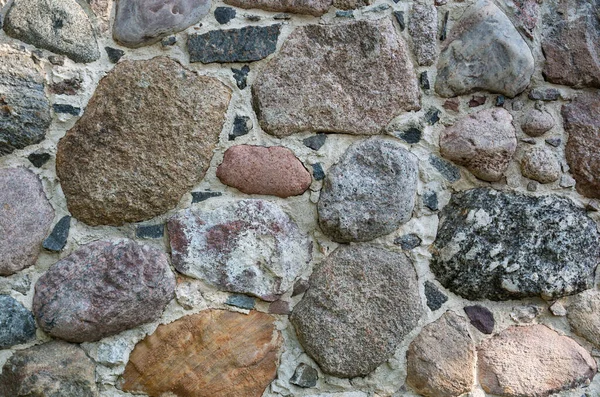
[529,88,560,101]
[191,190,223,203]
[394,234,421,250]
[105,46,125,63]
[396,127,422,144]
[230,115,252,140]
[42,216,71,252]
[464,305,494,334]
[545,137,562,147]
[423,191,438,211]
[292,279,310,297]
[312,163,325,181]
[424,281,447,311]
[225,294,256,310]
[53,104,81,116]
[135,224,164,239]
[429,154,461,182]
[232,65,250,89]
[27,152,51,168]
[419,71,430,90]
[393,11,405,31]
[0,295,36,348]
[303,134,327,151]
[290,363,318,388]
[215,7,236,24]
[161,36,177,46]
[425,108,440,125]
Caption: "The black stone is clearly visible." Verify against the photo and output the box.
[429,154,461,182]
[42,216,71,252]
[424,281,447,311]
[105,47,124,64]
[27,152,51,168]
[191,191,223,203]
[529,88,560,101]
[397,127,422,144]
[393,11,405,31]
[394,234,421,250]
[440,11,449,41]
[231,65,250,89]
[312,163,325,181]
[464,305,494,334]
[0,295,36,349]
[136,224,164,239]
[230,115,251,140]
[303,134,327,151]
[225,294,255,310]
[496,95,505,107]
[214,7,236,24]
[425,107,440,125]
[290,363,318,388]
[545,137,561,147]
[53,104,80,116]
[423,190,438,211]
[419,71,430,90]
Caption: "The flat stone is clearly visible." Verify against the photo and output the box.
[431,188,600,300]
[53,103,81,116]
[439,108,517,182]
[429,154,461,182]
[520,147,560,184]
[529,88,560,101]
[397,127,422,144]
[268,299,290,315]
[303,134,327,151]
[545,137,561,147]
[135,224,164,239]
[56,57,231,226]
[290,363,319,388]
[113,0,211,48]
[291,245,422,378]
[568,290,600,348]
[42,215,71,252]
[122,310,282,397]
[408,1,437,66]
[435,0,534,97]
[33,239,176,342]
[225,294,256,310]
[105,46,125,63]
[252,18,420,137]
[0,341,99,397]
[394,234,422,250]
[424,281,447,311]
[217,145,311,198]
[223,0,331,16]
[230,115,252,140]
[168,200,311,301]
[0,168,54,276]
[463,305,494,334]
[478,325,597,397]
[0,295,36,348]
[521,108,555,137]
[191,190,222,203]
[406,312,475,397]
[4,0,100,63]
[215,7,236,24]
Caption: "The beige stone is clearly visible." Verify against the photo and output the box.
[568,290,600,348]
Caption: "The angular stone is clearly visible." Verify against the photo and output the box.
[217,145,311,198]
[225,294,255,310]
[191,190,222,203]
[521,108,554,137]
[439,108,517,182]
[291,245,422,378]
[424,281,447,311]
[253,19,420,137]
[394,234,421,250]
[478,325,597,397]
[435,0,534,97]
[105,46,124,63]
[0,168,54,276]
[168,200,311,301]
[135,224,164,239]
[303,134,327,151]
[42,215,71,252]
[33,239,175,342]
[318,137,418,242]
[290,363,319,388]
[431,188,600,300]
[56,57,231,226]
[122,310,282,397]
[0,295,36,349]
[520,147,560,184]
[113,0,211,48]
[408,1,437,66]
[333,0,370,9]
[463,305,494,334]
[27,152,51,168]
[4,0,100,63]
[0,341,99,397]
[406,312,475,397]
[568,290,600,348]
[224,0,331,16]
[429,154,461,182]
[230,115,251,140]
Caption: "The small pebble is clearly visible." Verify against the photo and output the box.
[290,363,318,388]
[393,11,405,31]
[560,174,576,188]
[424,281,448,311]
[136,224,164,239]
[496,95,505,106]
[527,181,538,191]
[303,134,327,151]
[229,115,252,140]
[231,65,250,90]
[549,301,567,317]
[312,163,325,181]
[425,108,440,125]
[105,47,125,63]
[43,216,71,252]
[292,279,309,297]
[28,152,51,168]
[545,137,561,147]
[586,199,600,212]
[464,305,495,334]
[468,95,487,107]
[191,191,222,203]
[225,294,255,310]
[214,7,236,24]
[419,71,430,90]
[394,234,422,250]
[161,36,177,47]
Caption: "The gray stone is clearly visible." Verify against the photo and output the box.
[529,88,560,101]
[318,137,418,243]
[429,154,461,182]
[424,281,447,311]
[290,363,319,388]
[408,1,437,66]
[215,7,236,24]
[224,0,332,16]
[303,134,327,151]
[0,295,36,349]
[394,234,422,250]
[135,224,164,239]
[422,190,438,211]
[42,215,71,252]
[431,188,600,301]
[520,147,560,184]
[225,294,256,310]
[105,46,125,63]
[27,152,51,168]
[191,191,222,203]
[568,290,600,348]
[230,115,252,140]
[521,108,555,137]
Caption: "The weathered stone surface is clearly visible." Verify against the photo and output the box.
[253,19,420,137]
[318,137,418,242]
[521,108,554,137]
[0,168,54,276]
[568,290,600,348]
[463,305,494,334]
[478,325,597,397]
[4,0,100,63]
[435,0,534,97]
[333,0,370,9]
[520,147,560,184]
[217,145,311,198]
[0,295,36,348]
[168,200,311,301]
[291,245,422,378]
[439,108,517,182]
[429,154,461,182]
[224,0,331,16]
[122,310,282,397]
[114,0,211,48]
[56,57,231,226]
[33,239,175,342]
[290,363,319,388]
[42,215,71,252]
[408,1,437,66]
[0,341,99,397]
[424,281,447,311]
[406,312,475,397]
[431,188,600,301]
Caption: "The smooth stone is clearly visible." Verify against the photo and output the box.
[42,215,71,252]
[568,290,600,348]
[424,281,447,311]
[0,295,36,348]
[303,134,327,151]
[521,108,555,137]
[408,1,437,66]
[312,163,325,181]
[223,0,332,16]
[225,294,256,310]
[268,299,290,315]
[105,46,125,63]
[290,363,319,388]
[463,305,494,334]
[520,147,560,184]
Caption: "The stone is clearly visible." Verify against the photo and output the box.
[42,215,71,252]
[168,200,311,301]
[334,0,370,9]
[161,36,177,46]
[435,0,534,97]
[56,57,231,226]
[105,46,124,63]
[215,6,236,24]
[312,163,325,181]
[232,65,250,89]
[230,115,252,140]
[478,325,597,397]
[252,19,420,137]
[50,77,82,95]
[216,145,311,198]
[529,88,560,101]
[549,301,567,317]
[423,190,438,211]
[463,305,494,334]
[560,174,576,188]
[318,137,418,243]
[0,341,99,397]
[420,71,430,90]
[191,190,222,203]
[568,290,600,348]
[424,281,447,311]
[468,95,486,108]
[223,0,331,16]
[510,305,541,323]
[291,245,422,378]
[225,294,256,310]
[545,137,561,147]
[431,188,600,301]
[292,279,310,297]
[397,127,422,144]
[290,363,319,388]
[27,152,51,168]
[0,295,36,348]
[135,224,164,239]
[0,168,54,276]
[394,234,422,250]
[520,147,560,184]
[429,154,461,182]
[408,1,437,66]
[425,108,441,125]
[0,45,52,155]
[53,103,80,116]
[113,0,211,48]
[122,309,282,397]
[394,10,405,31]
[521,108,554,137]
[189,25,281,63]
[33,239,175,342]
[443,98,460,112]
[439,108,517,182]
[496,95,505,106]
[406,312,475,397]
[268,300,290,315]
[303,134,327,151]
[527,181,538,191]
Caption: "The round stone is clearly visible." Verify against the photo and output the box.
[521,108,555,137]
[520,147,560,184]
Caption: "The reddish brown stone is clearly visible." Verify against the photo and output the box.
[224,0,332,16]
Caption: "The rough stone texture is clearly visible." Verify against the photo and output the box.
[88,0,112,33]
[56,57,231,226]
[408,1,437,66]
[406,312,475,397]
[3,0,100,63]
[216,145,311,198]
[42,215,71,252]
[252,18,420,137]
[0,295,36,349]
[463,305,494,334]
[0,45,52,156]
[113,0,211,48]
[168,200,311,301]
[567,290,600,348]
[333,0,370,9]
[214,7,236,24]
[291,245,422,378]
[439,108,517,182]
[521,108,555,137]
[520,147,560,184]
[0,341,99,397]
[122,309,282,397]
[0,168,54,276]
[478,325,597,397]
[224,0,331,16]
[424,281,448,311]
[290,363,319,388]
[431,188,600,301]
[429,154,461,182]
[435,0,534,98]
[33,239,175,343]
[318,137,418,242]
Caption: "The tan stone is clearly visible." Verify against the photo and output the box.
[568,290,600,348]
[223,0,332,16]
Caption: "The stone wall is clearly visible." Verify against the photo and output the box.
[0,0,600,396]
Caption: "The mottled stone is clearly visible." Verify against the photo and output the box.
[122,310,282,397]
[56,57,231,226]
[105,46,124,63]
[269,299,290,315]
[168,200,311,301]
[520,147,560,184]
[463,305,494,334]
[478,325,597,397]
[50,77,82,95]
[408,1,437,66]
[505,0,539,34]
[431,188,600,300]
[292,279,310,297]
[396,127,422,144]
[232,64,250,89]
[529,87,560,101]
[215,6,236,24]
[291,245,422,378]
[290,363,319,388]
[312,163,325,181]
[42,215,71,252]
[468,95,486,108]
[439,108,517,181]
[424,281,447,311]
[0,295,36,348]
[425,108,440,126]
[135,224,164,239]
[510,305,542,323]
[253,19,420,137]
[568,290,600,348]
[33,239,175,342]
[224,0,331,16]
[318,137,418,243]
[333,0,370,9]
[423,190,438,211]
[53,103,81,116]
[429,154,461,182]
[521,108,554,137]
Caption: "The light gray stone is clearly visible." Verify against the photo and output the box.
[568,290,600,348]
[521,108,554,137]
[520,147,560,184]
[408,1,437,66]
